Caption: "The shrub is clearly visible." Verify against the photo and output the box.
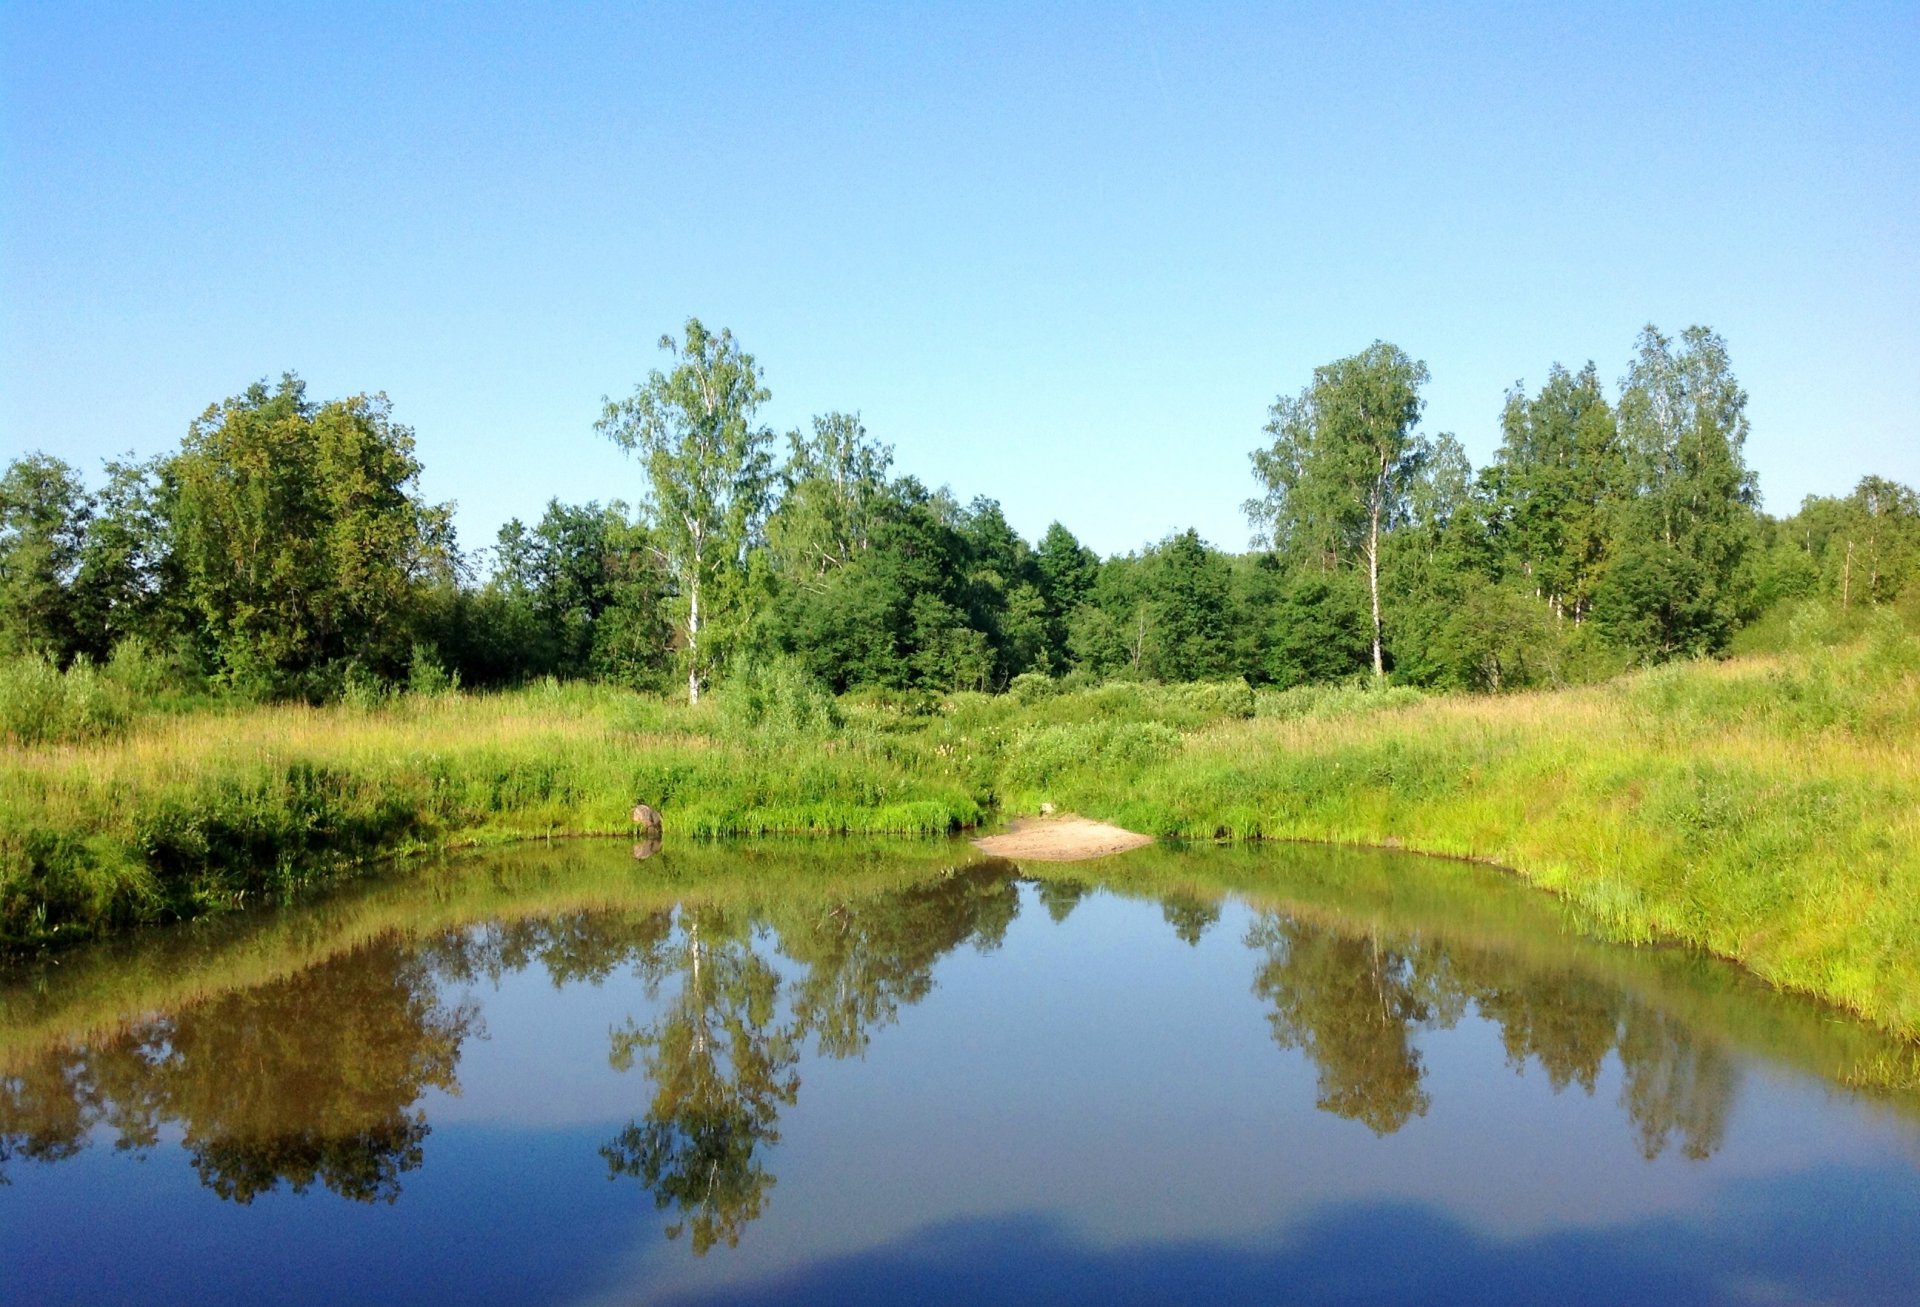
[0,655,134,746]
[1001,720,1185,792]
[407,643,458,698]
[720,656,844,738]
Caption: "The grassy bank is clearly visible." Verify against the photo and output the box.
[0,680,985,946]
[1041,632,1920,1041]
[4,636,1918,1042]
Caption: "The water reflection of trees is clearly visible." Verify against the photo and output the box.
[598,864,1021,1253]
[1250,920,1450,1134]
[1,938,476,1201]
[1246,910,1735,1158]
[2,864,1746,1226]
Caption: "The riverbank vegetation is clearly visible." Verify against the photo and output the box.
[3,630,1917,1044]
[3,317,1917,1039]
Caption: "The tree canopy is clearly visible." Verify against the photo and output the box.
[6,318,1911,707]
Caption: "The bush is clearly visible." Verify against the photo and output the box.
[337,662,393,713]
[1006,671,1057,704]
[407,643,458,698]
[1002,720,1185,792]
[720,656,844,737]
[104,636,176,699]
[0,655,135,746]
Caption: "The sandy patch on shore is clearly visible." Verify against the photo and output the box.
[970,814,1154,862]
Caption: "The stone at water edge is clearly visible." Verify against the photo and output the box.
[630,803,663,835]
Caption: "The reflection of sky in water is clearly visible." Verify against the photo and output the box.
[4,876,1918,1306]
[559,888,1920,1304]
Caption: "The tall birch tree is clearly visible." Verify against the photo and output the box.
[597,320,773,703]
[1247,342,1431,678]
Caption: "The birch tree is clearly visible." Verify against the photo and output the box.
[1247,342,1431,678]
[1596,324,1757,658]
[597,320,773,703]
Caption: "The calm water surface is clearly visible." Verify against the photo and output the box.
[2,840,1917,1305]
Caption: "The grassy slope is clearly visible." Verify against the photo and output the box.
[1047,640,1920,1040]
[2,638,1916,1040]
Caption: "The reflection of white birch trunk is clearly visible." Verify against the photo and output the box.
[688,920,706,1056]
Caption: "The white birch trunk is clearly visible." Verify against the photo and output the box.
[1369,458,1385,680]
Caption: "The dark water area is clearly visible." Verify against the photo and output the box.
[3,840,1917,1305]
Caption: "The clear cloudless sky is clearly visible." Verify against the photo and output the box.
[3,1,1915,560]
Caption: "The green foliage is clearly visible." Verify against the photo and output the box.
[103,636,165,695]
[1259,569,1372,686]
[719,657,844,738]
[596,319,775,702]
[485,499,672,688]
[1482,363,1623,622]
[167,374,454,698]
[1595,325,1758,660]
[764,411,893,580]
[1247,341,1433,677]
[406,644,457,698]
[1005,670,1057,704]
[69,456,176,663]
[0,454,91,661]
[0,655,134,746]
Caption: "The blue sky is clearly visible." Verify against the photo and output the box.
[3,2,1914,560]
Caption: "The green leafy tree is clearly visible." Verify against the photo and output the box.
[1248,342,1433,678]
[1034,521,1100,672]
[1827,476,1919,609]
[165,375,454,695]
[488,500,670,684]
[765,411,893,580]
[70,455,176,663]
[0,454,91,660]
[957,498,1047,686]
[597,319,775,703]
[1596,325,1758,659]
[1133,529,1235,682]
[760,477,984,692]
[1482,364,1625,623]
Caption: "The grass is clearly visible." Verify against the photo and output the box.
[3,631,1918,1044]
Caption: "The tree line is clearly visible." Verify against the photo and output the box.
[2,319,1914,702]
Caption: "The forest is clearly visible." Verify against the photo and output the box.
[4,317,1916,728]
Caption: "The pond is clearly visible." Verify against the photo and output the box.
[3,839,1918,1305]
